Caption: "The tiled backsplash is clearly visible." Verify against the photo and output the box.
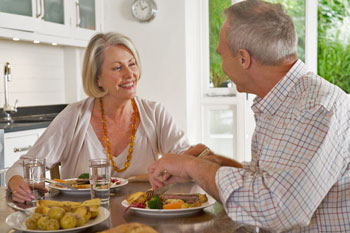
[0,39,77,107]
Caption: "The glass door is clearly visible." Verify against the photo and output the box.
[38,0,70,38]
[78,0,95,30]
[0,0,40,31]
[202,104,237,159]
[0,0,32,16]
[43,0,64,24]
[72,0,102,41]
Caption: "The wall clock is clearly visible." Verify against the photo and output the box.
[131,0,158,23]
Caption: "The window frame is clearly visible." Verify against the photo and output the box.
[185,0,317,162]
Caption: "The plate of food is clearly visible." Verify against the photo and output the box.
[122,192,216,217]
[6,198,109,232]
[49,176,128,195]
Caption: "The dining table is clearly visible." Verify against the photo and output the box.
[0,181,257,233]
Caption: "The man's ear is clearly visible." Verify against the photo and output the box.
[238,49,251,69]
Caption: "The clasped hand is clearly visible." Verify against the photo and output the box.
[148,154,195,190]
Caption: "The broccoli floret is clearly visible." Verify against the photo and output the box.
[78,173,89,179]
[146,195,163,209]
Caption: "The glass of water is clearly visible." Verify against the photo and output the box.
[22,158,46,202]
[89,158,111,204]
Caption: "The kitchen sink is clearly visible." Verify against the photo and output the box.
[0,114,57,124]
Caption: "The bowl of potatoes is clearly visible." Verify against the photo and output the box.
[6,198,109,232]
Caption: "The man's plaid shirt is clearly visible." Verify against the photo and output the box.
[216,60,350,232]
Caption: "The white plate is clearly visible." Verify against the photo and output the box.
[49,177,128,195]
[6,206,110,232]
[121,197,216,217]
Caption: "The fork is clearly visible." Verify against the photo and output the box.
[8,202,33,216]
[146,148,211,198]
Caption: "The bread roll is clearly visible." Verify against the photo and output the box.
[100,222,158,233]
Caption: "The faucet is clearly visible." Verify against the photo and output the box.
[3,62,18,122]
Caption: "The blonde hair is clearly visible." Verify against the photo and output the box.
[82,32,142,97]
[224,0,297,65]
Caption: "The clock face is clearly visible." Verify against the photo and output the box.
[132,0,157,22]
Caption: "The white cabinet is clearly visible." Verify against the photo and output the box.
[70,0,103,41]
[0,0,103,47]
[4,128,46,169]
[201,93,255,163]
[0,127,47,186]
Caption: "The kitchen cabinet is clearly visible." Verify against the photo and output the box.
[0,0,103,47]
[0,127,46,186]
[70,0,103,41]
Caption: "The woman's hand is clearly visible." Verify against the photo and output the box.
[8,175,35,203]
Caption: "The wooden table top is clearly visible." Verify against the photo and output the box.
[0,182,256,233]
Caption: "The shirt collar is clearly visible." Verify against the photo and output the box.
[252,59,307,115]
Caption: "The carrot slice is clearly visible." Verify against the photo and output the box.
[53,178,66,183]
[163,201,183,209]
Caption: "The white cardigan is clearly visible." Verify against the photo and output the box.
[6,97,190,184]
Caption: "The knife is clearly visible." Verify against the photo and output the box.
[45,178,78,190]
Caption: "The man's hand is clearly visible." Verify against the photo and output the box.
[148,154,195,190]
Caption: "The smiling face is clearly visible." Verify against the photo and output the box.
[98,45,140,101]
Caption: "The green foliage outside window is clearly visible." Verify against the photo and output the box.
[266,0,305,62]
[209,0,231,88]
[318,0,350,93]
[209,0,350,93]
[209,0,305,88]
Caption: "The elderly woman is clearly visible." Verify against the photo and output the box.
[7,32,206,203]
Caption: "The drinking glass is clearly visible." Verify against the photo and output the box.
[22,158,46,202]
[89,158,111,204]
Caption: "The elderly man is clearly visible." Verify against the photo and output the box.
[148,0,350,232]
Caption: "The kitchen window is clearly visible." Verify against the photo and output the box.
[187,0,349,162]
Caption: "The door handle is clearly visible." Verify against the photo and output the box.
[13,146,32,153]
[76,1,81,27]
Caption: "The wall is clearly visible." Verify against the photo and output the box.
[0,39,67,107]
[103,0,189,134]
[0,0,197,141]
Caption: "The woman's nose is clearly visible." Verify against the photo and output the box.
[123,66,133,77]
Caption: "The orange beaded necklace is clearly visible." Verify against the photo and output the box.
[99,98,138,173]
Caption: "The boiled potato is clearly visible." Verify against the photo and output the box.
[37,216,50,230]
[89,206,100,219]
[47,218,60,230]
[48,206,66,220]
[35,206,50,215]
[32,213,43,221]
[60,212,77,229]
[25,217,37,230]
[74,206,91,222]
[76,215,87,227]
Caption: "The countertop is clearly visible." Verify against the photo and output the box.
[0,104,67,133]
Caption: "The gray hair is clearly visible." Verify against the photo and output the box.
[223,0,297,65]
[82,32,142,97]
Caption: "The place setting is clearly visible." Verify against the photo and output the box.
[6,158,115,232]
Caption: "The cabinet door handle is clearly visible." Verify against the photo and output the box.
[13,146,32,153]
[41,0,45,20]
[36,0,42,18]
[76,1,81,27]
